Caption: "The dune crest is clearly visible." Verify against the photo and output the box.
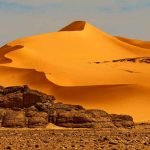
[0,21,150,121]
[59,21,86,31]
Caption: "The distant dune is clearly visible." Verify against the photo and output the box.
[0,21,150,121]
[116,36,150,49]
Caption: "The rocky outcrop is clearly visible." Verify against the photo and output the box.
[51,102,85,111]
[0,85,135,129]
[2,110,26,128]
[23,88,55,108]
[3,86,25,95]
[0,85,54,109]
[0,93,23,108]
[51,109,96,128]
[26,111,48,128]
[49,107,114,128]
[91,57,150,65]
[0,85,55,128]
[110,114,135,129]
[0,108,6,127]
[85,110,114,128]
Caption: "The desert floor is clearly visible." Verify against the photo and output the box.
[0,128,150,150]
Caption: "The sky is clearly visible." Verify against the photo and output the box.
[0,0,150,46]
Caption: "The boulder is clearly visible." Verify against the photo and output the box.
[52,109,94,128]
[26,106,38,112]
[35,102,53,112]
[2,110,26,128]
[0,108,6,127]
[23,89,54,108]
[52,102,85,111]
[48,103,85,126]
[27,111,48,128]
[0,85,55,108]
[48,103,84,127]
[110,114,135,128]
[0,109,6,119]
[49,108,114,128]
[85,110,114,128]
[0,93,23,108]
[3,86,24,95]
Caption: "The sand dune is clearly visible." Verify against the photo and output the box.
[116,36,150,49]
[0,21,150,121]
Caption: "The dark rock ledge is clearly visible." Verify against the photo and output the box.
[90,56,150,64]
[0,85,135,129]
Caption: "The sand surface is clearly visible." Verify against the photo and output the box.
[0,21,150,121]
[0,128,150,150]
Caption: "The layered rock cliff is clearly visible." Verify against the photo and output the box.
[0,85,135,129]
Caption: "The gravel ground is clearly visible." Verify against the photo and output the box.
[0,128,150,150]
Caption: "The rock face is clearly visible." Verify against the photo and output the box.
[85,110,114,128]
[0,85,135,129]
[26,111,48,128]
[23,88,54,108]
[51,102,85,111]
[49,106,114,128]
[0,108,6,127]
[2,110,26,128]
[93,57,150,64]
[0,85,54,109]
[110,114,135,128]
[3,86,24,95]
[0,93,23,108]
[51,109,95,128]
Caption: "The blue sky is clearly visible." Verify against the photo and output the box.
[0,0,150,45]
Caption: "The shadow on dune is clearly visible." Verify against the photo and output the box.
[59,21,86,31]
[0,65,150,121]
[0,44,23,64]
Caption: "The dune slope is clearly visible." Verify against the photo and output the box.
[0,21,150,121]
[116,36,150,49]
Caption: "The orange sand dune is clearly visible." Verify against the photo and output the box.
[0,21,150,121]
[116,36,150,49]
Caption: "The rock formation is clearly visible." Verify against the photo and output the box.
[2,110,26,128]
[111,114,135,128]
[49,107,114,128]
[0,85,135,128]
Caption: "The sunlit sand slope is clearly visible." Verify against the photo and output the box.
[0,21,150,121]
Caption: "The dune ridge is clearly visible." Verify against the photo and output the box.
[116,36,150,49]
[59,21,86,31]
[0,21,150,121]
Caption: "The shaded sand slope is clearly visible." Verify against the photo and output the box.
[116,36,150,49]
[0,21,150,121]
